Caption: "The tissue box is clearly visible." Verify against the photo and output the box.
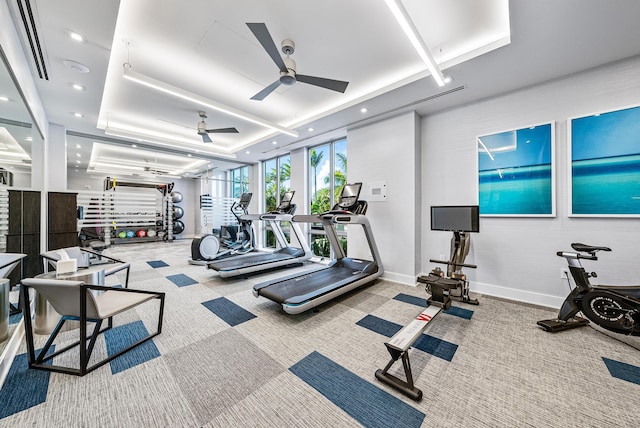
[56,259,77,275]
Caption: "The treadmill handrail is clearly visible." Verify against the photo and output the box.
[260,213,294,221]
[292,214,321,223]
[240,214,262,221]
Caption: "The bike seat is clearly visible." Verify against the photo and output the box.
[417,273,462,290]
[571,243,611,253]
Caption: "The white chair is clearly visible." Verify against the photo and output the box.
[0,253,27,315]
[40,247,131,288]
[20,277,165,376]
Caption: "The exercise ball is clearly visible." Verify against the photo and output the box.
[173,220,185,234]
[173,206,184,219]
[126,230,135,238]
[171,191,183,203]
[118,231,127,239]
[136,229,147,238]
[147,229,157,237]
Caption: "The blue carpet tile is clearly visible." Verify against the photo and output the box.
[166,273,198,287]
[603,357,640,385]
[393,293,474,319]
[105,320,161,375]
[201,297,256,326]
[0,348,53,419]
[9,312,22,324]
[290,351,425,428]
[147,260,169,268]
[356,314,458,361]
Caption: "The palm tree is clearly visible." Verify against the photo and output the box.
[309,149,324,198]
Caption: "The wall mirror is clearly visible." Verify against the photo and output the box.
[0,49,40,361]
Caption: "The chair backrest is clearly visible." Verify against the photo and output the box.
[21,278,100,319]
[41,247,90,270]
[0,253,26,278]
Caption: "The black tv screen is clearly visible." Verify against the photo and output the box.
[431,205,479,232]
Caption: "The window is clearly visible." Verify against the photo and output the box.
[308,138,347,257]
[229,166,249,198]
[262,154,291,247]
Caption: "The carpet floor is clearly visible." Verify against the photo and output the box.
[1,239,639,427]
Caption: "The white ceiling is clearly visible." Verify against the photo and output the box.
[6,0,640,176]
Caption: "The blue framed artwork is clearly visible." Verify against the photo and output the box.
[477,122,554,216]
[569,104,640,216]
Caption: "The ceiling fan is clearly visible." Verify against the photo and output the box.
[247,22,349,100]
[197,111,238,142]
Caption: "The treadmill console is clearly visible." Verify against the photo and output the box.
[337,183,362,210]
[238,193,253,210]
[272,191,295,214]
[322,183,363,215]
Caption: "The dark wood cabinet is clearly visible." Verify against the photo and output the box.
[47,192,78,250]
[6,190,41,283]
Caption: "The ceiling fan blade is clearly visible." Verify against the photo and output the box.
[296,74,349,93]
[246,23,288,73]
[251,80,282,100]
[201,133,212,143]
[205,127,239,134]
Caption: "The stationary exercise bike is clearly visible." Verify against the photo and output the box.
[538,243,640,336]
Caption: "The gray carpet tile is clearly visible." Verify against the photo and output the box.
[163,328,286,426]
[203,371,359,428]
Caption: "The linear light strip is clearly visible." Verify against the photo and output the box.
[122,67,299,138]
[104,127,237,159]
[384,0,445,87]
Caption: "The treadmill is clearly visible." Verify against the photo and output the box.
[253,183,384,314]
[207,191,313,277]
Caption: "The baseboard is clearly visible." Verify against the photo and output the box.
[381,271,417,286]
[471,281,565,309]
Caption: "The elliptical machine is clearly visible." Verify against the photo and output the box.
[190,193,255,264]
[538,243,640,336]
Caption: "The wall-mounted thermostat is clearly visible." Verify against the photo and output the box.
[366,180,387,202]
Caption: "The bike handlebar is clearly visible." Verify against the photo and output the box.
[429,259,477,269]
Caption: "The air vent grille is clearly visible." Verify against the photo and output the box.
[15,0,48,80]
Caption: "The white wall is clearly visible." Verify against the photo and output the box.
[422,55,640,308]
[348,112,421,284]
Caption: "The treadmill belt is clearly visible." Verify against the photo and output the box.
[257,266,370,304]
[210,252,294,271]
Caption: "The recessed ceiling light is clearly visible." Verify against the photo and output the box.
[25,137,33,141]
[72,83,85,91]
[187,154,192,157]
[443,75,453,84]
[76,153,81,157]
[360,107,368,114]
[0,96,9,102]
[73,112,84,118]
[245,150,250,154]
[75,144,81,148]
[272,141,277,145]
[69,31,84,42]
[76,160,81,164]
[131,144,137,148]
[308,127,314,132]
